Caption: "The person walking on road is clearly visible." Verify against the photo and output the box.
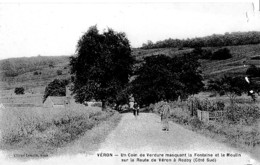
[160,101,171,131]
[129,100,136,117]
[134,102,140,117]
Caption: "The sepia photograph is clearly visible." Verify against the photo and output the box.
[0,0,260,164]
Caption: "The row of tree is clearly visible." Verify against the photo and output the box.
[141,31,260,49]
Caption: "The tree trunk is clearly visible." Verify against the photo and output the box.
[101,100,107,111]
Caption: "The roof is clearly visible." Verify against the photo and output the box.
[47,96,67,105]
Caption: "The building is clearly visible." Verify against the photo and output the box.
[43,96,70,108]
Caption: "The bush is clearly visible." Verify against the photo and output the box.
[14,87,25,95]
[210,48,232,60]
[225,104,260,125]
[57,70,62,75]
[187,97,225,114]
[189,116,203,129]
[246,64,260,77]
[92,102,102,107]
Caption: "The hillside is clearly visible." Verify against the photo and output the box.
[0,56,71,96]
[134,44,260,79]
[1,44,260,96]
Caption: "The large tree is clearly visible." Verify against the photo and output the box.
[131,54,203,106]
[70,26,135,110]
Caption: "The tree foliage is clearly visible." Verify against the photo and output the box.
[246,64,260,77]
[131,54,204,106]
[14,87,25,95]
[207,75,249,103]
[70,26,135,110]
[210,48,232,60]
[43,79,69,102]
[192,47,232,60]
[141,31,260,49]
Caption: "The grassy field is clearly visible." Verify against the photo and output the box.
[0,104,121,159]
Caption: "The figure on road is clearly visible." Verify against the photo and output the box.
[134,102,140,116]
[160,101,171,131]
[129,100,136,117]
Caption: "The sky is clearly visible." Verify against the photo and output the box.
[0,0,260,60]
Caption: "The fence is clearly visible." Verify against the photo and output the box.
[197,110,225,124]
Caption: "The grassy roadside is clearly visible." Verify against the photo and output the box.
[54,111,121,156]
[152,100,260,161]
[0,105,121,160]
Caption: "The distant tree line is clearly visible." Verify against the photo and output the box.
[141,31,260,49]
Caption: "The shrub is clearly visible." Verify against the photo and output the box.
[189,116,203,129]
[14,87,25,95]
[225,104,260,125]
[187,97,225,114]
[92,102,102,107]
[246,64,260,77]
[57,70,62,75]
[33,71,39,75]
[210,48,232,60]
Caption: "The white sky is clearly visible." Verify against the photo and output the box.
[0,0,260,60]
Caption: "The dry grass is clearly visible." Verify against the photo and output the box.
[0,104,118,158]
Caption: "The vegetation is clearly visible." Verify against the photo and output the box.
[70,26,135,111]
[187,97,225,116]
[210,48,232,60]
[14,87,25,95]
[151,99,260,156]
[57,70,62,75]
[0,56,68,78]
[141,31,260,49]
[246,64,260,77]
[43,79,69,102]
[0,105,119,155]
[131,54,203,106]
[226,104,260,125]
[207,75,249,103]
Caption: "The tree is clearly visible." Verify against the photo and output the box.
[43,79,69,102]
[14,87,25,95]
[131,54,203,106]
[70,26,135,111]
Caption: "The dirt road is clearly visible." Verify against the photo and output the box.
[0,113,259,165]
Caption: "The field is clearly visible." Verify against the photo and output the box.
[0,104,121,158]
